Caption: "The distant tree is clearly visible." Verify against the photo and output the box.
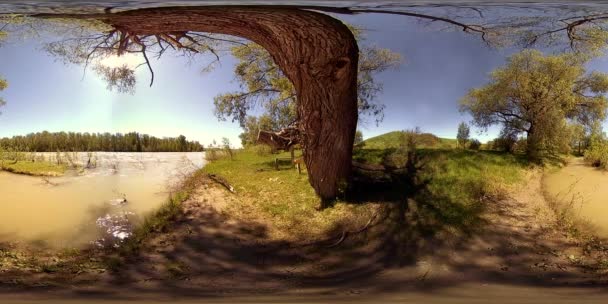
[177,135,188,152]
[221,137,234,160]
[569,123,586,155]
[354,130,364,147]
[461,50,608,162]
[221,137,230,148]
[0,78,6,113]
[469,139,482,150]
[456,122,470,148]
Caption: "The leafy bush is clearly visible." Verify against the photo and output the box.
[584,140,608,169]
[469,139,481,150]
[382,128,419,168]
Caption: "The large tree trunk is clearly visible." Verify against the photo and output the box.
[526,126,541,163]
[36,7,359,203]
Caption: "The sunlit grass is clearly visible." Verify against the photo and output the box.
[0,160,67,176]
[203,147,529,240]
[421,149,528,202]
[203,149,377,240]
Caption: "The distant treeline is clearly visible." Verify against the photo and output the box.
[0,131,204,152]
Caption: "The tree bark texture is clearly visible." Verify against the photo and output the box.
[37,6,359,202]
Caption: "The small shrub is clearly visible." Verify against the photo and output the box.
[493,136,517,153]
[382,128,420,168]
[383,152,408,168]
[469,139,481,150]
[205,148,222,161]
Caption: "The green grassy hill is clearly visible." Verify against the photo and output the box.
[361,131,458,150]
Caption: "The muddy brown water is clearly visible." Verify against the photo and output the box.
[543,157,608,238]
[0,152,205,248]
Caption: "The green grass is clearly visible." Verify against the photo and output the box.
[418,150,527,212]
[202,142,529,240]
[0,160,67,176]
[203,149,377,240]
[352,146,529,233]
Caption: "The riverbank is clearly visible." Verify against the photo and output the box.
[541,157,608,274]
[0,160,67,176]
[543,157,608,236]
[0,165,206,288]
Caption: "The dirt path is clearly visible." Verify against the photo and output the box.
[544,157,608,237]
[437,169,597,285]
[1,170,607,302]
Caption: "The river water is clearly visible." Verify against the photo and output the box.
[543,158,608,238]
[0,152,205,248]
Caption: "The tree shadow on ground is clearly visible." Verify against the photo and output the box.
[257,158,296,171]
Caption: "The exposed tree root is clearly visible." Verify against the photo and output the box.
[291,211,381,249]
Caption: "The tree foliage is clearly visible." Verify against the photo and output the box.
[93,65,136,94]
[213,26,402,131]
[569,123,587,155]
[42,22,243,90]
[457,122,470,148]
[0,78,7,113]
[461,49,608,161]
[238,115,276,147]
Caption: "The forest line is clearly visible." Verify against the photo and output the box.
[0,131,204,152]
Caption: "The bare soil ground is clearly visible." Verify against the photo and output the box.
[1,169,607,303]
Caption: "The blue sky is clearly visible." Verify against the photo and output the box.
[1,12,607,147]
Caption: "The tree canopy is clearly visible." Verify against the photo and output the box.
[461,49,608,161]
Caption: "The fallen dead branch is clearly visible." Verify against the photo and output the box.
[207,173,235,193]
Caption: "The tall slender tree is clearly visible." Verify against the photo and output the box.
[457,122,471,148]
